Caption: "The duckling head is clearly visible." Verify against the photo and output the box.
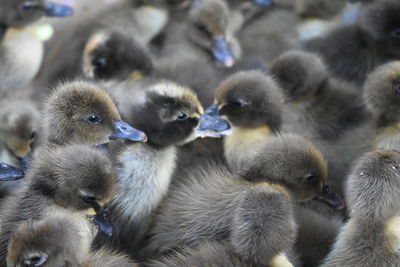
[0,0,72,28]
[43,81,147,146]
[359,0,400,56]
[270,51,328,102]
[363,61,400,127]
[242,134,344,209]
[82,30,153,81]
[346,149,400,221]
[0,101,40,160]
[187,0,239,67]
[130,81,204,147]
[31,145,116,216]
[212,70,283,132]
[7,216,81,267]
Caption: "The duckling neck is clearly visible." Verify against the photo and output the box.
[224,125,273,172]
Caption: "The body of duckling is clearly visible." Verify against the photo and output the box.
[7,214,137,267]
[304,0,400,87]
[0,145,116,266]
[321,150,400,267]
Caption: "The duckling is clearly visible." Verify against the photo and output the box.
[0,145,116,266]
[102,81,230,256]
[304,0,400,86]
[270,50,368,141]
[0,0,72,93]
[42,81,147,146]
[147,134,342,261]
[321,150,400,267]
[295,0,347,20]
[0,98,40,197]
[210,70,283,173]
[7,215,137,267]
[82,30,154,82]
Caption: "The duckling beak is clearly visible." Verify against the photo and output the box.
[19,154,32,170]
[91,207,113,237]
[42,2,73,17]
[109,120,148,143]
[212,38,235,68]
[252,0,273,6]
[313,184,345,210]
[0,162,24,181]
[196,105,232,138]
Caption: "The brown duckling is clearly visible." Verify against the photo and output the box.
[0,145,117,266]
[7,214,137,267]
[42,81,147,146]
[321,150,400,266]
[146,134,342,264]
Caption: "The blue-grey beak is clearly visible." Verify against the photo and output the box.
[0,162,24,181]
[196,105,232,138]
[43,2,73,17]
[109,120,147,142]
[91,208,113,237]
[253,0,273,6]
[212,38,235,67]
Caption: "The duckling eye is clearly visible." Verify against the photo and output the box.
[391,29,400,39]
[86,115,102,124]
[231,99,248,108]
[20,1,35,10]
[92,57,107,68]
[196,24,210,35]
[83,195,97,204]
[177,113,188,120]
[393,84,400,95]
[30,131,36,140]
[303,173,318,183]
[24,254,48,266]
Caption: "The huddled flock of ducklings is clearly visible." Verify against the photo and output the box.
[1,0,400,266]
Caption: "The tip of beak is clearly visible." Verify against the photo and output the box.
[223,58,235,68]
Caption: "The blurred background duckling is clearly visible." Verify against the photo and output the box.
[270,50,369,141]
[0,145,116,266]
[0,0,72,94]
[304,0,400,87]
[41,80,147,147]
[7,214,137,267]
[321,149,400,266]
[146,134,341,265]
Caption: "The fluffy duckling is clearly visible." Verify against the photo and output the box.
[146,241,294,267]
[210,70,283,173]
[304,0,400,86]
[7,215,137,267]
[0,0,72,93]
[270,50,368,140]
[147,134,341,262]
[82,30,154,82]
[0,99,40,197]
[321,150,400,266]
[0,145,116,266]
[42,81,147,146]
[104,81,230,256]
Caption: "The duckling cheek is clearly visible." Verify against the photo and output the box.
[85,208,97,216]
[6,138,32,158]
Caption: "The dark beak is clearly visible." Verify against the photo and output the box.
[212,38,235,67]
[43,2,73,17]
[313,184,345,210]
[19,154,32,171]
[253,0,273,6]
[196,105,232,138]
[91,208,113,237]
[0,162,25,181]
[109,120,147,142]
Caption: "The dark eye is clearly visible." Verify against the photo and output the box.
[24,254,48,266]
[177,113,188,120]
[393,84,400,95]
[86,114,102,124]
[196,24,210,35]
[30,131,36,140]
[21,1,35,10]
[92,57,107,68]
[303,173,318,183]
[391,29,400,39]
[231,99,248,108]
[83,195,97,204]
